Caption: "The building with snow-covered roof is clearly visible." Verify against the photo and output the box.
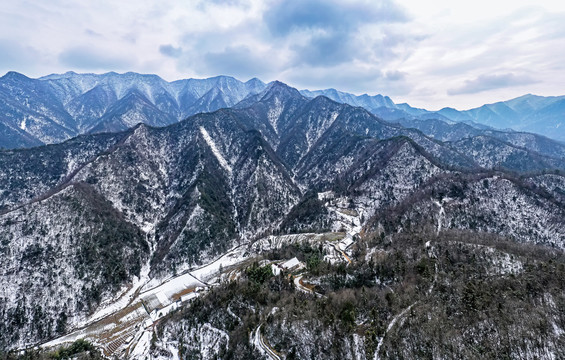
[279,257,305,272]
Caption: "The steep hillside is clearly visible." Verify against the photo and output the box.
[0,131,131,211]
[452,136,565,173]
[0,183,148,349]
[0,72,76,145]
[371,173,565,248]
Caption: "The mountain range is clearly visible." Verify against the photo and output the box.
[303,88,565,142]
[1,74,565,358]
[0,71,265,149]
[1,71,565,151]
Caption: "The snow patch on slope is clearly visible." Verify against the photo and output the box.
[20,117,27,130]
[267,97,283,134]
[199,126,232,173]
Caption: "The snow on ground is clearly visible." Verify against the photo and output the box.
[321,198,366,263]
[42,244,251,357]
[41,328,90,349]
[84,257,152,326]
[43,221,359,357]
[252,233,329,252]
[267,97,282,135]
[200,323,230,359]
[129,331,152,359]
[374,303,417,360]
[352,333,365,360]
[251,324,281,360]
[317,190,335,201]
[449,241,524,276]
[433,198,449,234]
[142,272,204,305]
[191,244,250,282]
[328,205,362,237]
[199,126,232,173]
[252,233,347,252]
[251,232,352,264]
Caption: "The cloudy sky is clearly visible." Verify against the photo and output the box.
[1,0,564,110]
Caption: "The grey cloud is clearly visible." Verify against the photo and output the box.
[290,26,417,68]
[448,73,538,95]
[59,46,133,70]
[84,29,103,37]
[264,0,408,37]
[0,39,40,70]
[200,46,273,79]
[284,65,411,96]
[159,44,182,58]
[385,70,406,81]
[291,31,355,67]
[263,0,412,68]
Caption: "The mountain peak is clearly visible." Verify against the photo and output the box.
[309,94,341,107]
[206,75,239,87]
[245,77,265,87]
[233,80,305,110]
[261,81,304,100]
[1,71,30,81]
[246,77,263,83]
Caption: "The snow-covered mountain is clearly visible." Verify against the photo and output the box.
[2,71,565,151]
[446,94,565,141]
[2,79,565,358]
[300,88,395,112]
[0,72,266,149]
[301,88,565,142]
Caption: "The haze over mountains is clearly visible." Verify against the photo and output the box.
[2,72,565,358]
[1,71,564,151]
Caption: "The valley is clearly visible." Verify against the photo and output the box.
[36,191,365,358]
[41,244,249,357]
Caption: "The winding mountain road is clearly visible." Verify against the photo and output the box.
[253,324,281,360]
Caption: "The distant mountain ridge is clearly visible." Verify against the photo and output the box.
[0,71,266,149]
[303,88,565,142]
[1,71,564,150]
